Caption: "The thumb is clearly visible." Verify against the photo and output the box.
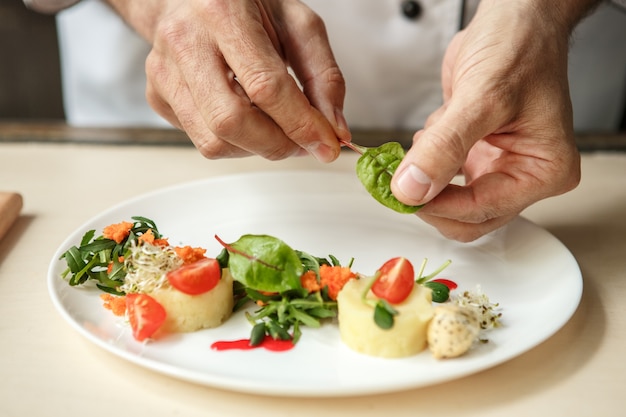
[390,103,495,206]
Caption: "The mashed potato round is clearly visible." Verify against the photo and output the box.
[149,269,234,333]
[337,278,434,358]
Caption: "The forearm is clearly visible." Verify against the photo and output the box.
[23,0,80,14]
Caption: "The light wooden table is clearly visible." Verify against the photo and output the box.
[1,126,625,417]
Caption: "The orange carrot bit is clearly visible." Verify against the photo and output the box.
[100,293,127,316]
[174,246,207,264]
[136,229,169,246]
[319,265,357,300]
[300,266,357,300]
[106,256,124,274]
[300,270,322,293]
[153,238,169,247]
[138,228,155,244]
[102,221,133,244]
[107,262,113,275]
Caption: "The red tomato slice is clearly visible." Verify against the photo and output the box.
[431,278,458,290]
[126,293,166,341]
[166,258,221,295]
[371,257,415,304]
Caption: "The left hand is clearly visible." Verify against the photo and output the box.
[390,0,583,242]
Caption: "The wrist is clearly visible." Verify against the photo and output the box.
[104,0,170,42]
[522,0,602,32]
[477,0,602,34]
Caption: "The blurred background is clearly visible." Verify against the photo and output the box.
[1,0,624,135]
[1,0,64,121]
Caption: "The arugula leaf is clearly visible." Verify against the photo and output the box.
[59,216,161,294]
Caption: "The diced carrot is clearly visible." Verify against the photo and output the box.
[300,265,356,300]
[136,229,169,246]
[138,228,155,244]
[300,270,322,293]
[319,265,357,300]
[106,256,125,274]
[174,246,207,264]
[153,238,169,246]
[102,221,133,244]
[100,293,127,316]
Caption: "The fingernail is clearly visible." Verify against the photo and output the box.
[308,142,337,163]
[396,164,431,202]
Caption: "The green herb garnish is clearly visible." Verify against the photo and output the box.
[215,234,348,344]
[59,216,161,295]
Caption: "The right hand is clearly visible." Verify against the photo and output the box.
[115,0,350,161]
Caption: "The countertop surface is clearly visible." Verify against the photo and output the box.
[1,126,625,417]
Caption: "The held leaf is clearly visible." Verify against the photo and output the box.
[354,142,422,214]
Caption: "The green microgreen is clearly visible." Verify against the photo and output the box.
[59,216,161,295]
[219,234,349,345]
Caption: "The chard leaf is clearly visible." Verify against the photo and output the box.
[225,234,304,293]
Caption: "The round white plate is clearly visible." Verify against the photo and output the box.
[48,171,582,397]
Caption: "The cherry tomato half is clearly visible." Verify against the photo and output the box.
[371,257,415,304]
[167,258,221,295]
[126,293,167,341]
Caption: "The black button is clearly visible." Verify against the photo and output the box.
[401,0,422,20]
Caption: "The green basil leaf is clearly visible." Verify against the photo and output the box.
[226,234,304,293]
[355,142,422,214]
[373,301,396,330]
[249,322,267,346]
[423,281,450,303]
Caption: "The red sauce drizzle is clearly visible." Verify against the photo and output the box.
[211,335,295,352]
[431,278,458,290]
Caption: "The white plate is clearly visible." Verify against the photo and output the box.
[48,171,582,397]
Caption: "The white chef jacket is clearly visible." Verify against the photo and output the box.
[55,0,626,132]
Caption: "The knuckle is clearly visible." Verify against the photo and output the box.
[283,113,317,141]
[243,69,287,106]
[289,5,326,33]
[196,139,231,160]
[207,101,246,140]
[310,65,345,93]
[422,127,468,166]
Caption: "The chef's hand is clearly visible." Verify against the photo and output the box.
[106,0,349,161]
[390,0,598,242]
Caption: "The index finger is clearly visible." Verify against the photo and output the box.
[214,3,341,161]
